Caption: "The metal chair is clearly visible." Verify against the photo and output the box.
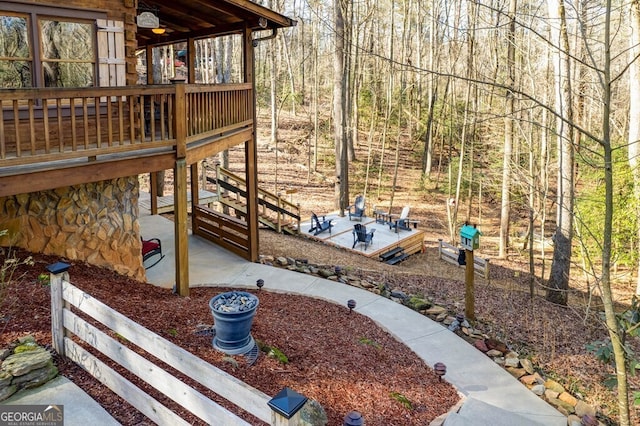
[142,237,164,268]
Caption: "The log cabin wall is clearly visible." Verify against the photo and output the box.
[0,176,145,280]
[0,0,142,278]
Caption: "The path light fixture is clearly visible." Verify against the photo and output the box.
[434,362,447,381]
[343,411,363,426]
[347,299,356,314]
[455,313,465,324]
[335,265,342,275]
[256,278,264,290]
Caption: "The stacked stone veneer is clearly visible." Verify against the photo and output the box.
[0,177,145,281]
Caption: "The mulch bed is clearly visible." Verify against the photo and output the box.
[1,248,459,425]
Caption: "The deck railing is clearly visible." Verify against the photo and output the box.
[0,83,252,170]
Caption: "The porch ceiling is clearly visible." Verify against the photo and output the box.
[137,0,296,48]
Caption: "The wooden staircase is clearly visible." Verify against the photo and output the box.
[210,166,301,235]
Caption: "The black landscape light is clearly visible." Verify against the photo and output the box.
[343,411,363,426]
[347,299,356,314]
[434,362,447,381]
[256,278,264,290]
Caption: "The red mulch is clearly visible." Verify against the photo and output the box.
[0,249,459,425]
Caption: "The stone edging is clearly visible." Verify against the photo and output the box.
[259,254,602,426]
[0,335,58,401]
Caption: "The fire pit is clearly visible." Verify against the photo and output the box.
[209,291,259,355]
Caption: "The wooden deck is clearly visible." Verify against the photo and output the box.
[139,190,218,214]
[301,213,425,262]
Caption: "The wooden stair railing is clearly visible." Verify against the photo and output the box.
[210,166,301,235]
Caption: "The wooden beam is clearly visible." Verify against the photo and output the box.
[0,153,175,198]
[174,158,189,296]
[185,128,252,164]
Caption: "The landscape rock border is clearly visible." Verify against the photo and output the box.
[259,254,602,426]
[0,335,58,401]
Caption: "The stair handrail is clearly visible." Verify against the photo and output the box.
[216,165,300,233]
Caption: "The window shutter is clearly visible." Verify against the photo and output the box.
[97,19,125,87]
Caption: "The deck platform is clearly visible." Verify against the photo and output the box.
[301,213,425,261]
[139,190,218,214]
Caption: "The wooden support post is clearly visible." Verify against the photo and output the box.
[465,249,475,321]
[150,172,158,215]
[174,159,189,296]
[191,163,200,234]
[244,25,259,262]
[484,258,490,281]
[48,262,70,357]
[268,387,309,426]
[173,78,189,296]
[272,410,303,426]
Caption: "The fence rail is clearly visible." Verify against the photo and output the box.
[50,268,277,425]
[438,239,490,280]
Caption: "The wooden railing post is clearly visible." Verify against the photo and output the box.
[276,193,282,233]
[484,258,490,281]
[268,387,308,426]
[47,261,70,357]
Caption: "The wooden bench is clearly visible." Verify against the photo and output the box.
[438,239,490,280]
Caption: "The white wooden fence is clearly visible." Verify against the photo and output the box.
[438,239,490,280]
[49,268,297,425]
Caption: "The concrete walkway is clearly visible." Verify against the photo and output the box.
[142,214,566,425]
[3,214,566,425]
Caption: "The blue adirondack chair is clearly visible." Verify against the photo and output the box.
[309,212,333,236]
[347,195,366,221]
[352,223,375,250]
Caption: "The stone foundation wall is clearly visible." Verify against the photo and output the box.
[0,177,145,281]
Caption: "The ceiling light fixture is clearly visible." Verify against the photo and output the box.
[151,27,165,35]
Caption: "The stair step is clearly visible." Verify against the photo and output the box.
[386,253,409,265]
[380,247,404,261]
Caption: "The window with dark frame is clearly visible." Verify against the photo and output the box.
[0,3,103,89]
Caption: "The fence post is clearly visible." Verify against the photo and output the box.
[47,261,70,357]
[484,258,490,281]
[268,387,307,426]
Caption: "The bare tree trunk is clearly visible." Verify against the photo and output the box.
[629,0,640,295]
[499,0,517,259]
[600,2,630,422]
[546,0,574,306]
[334,0,349,212]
